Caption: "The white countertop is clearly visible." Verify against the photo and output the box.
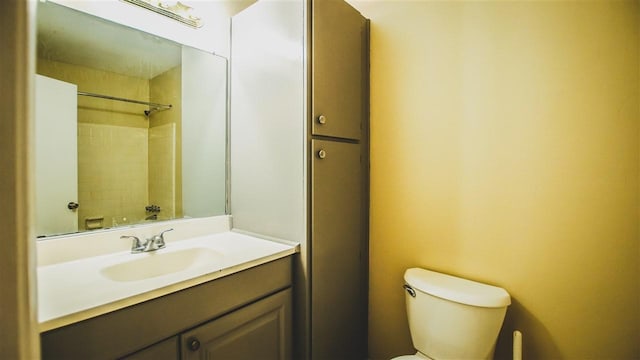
[37,218,298,332]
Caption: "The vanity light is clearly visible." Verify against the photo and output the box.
[121,0,203,28]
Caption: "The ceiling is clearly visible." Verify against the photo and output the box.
[37,1,184,79]
[37,0,258,79]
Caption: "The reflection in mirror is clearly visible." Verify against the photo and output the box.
[35,1,227,238]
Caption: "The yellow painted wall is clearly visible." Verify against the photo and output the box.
[351,1,639,359]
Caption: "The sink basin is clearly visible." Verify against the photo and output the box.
[100,248,224,282]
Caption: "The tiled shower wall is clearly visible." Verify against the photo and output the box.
[149,66,182,221]
[37,59,180,230]
[77,123,149,229]
[77,123,177,230]
[148,123,176,221]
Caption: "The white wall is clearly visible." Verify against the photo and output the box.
[230,3,307,357]
[229,0,306,244]
[182,48,228,217]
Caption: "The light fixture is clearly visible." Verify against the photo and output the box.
[121,0,203,28]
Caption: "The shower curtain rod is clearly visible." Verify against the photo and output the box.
[77,91,172,110]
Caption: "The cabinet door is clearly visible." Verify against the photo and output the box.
[311,139,366,359]
[312,0,368,140]
[181,288,292,360]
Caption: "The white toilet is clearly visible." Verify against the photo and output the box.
[392,268,511,360]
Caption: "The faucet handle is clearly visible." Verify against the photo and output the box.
[121,235,144,253]
[154,228,174,248]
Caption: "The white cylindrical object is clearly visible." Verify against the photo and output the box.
[513,330,523,360]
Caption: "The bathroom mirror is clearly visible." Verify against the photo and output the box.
[35,1,228,238]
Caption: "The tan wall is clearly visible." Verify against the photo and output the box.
[352,1,639,359]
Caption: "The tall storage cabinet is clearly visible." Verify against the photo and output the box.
[310,0,369,359]
[310,140,367,359]
[230,0,369,358]
[311,0,368,141]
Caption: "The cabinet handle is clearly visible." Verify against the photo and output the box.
[67,202,79,210]
[317,115,327,125]
[187,337,201,351]
[317,149,327,159]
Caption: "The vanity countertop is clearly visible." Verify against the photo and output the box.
[38,226,298,333]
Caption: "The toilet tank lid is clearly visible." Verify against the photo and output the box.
[404,268,511,308]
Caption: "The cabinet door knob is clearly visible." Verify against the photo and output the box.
[317,115,327,125]
[187,337,201,351]
[317,149,327,159]
[67,202,79,210]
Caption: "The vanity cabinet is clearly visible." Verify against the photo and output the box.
[123,337,179,360]
[124,289,292,360]
[180,288,291,360]
[41,257,293,360]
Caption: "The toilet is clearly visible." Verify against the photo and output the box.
[392,268,511,360]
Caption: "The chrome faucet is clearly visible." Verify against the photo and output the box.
[121,228,174,253]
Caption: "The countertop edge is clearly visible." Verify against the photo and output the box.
[38,247,298,333]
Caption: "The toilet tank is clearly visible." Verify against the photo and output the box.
[404,268,511,360]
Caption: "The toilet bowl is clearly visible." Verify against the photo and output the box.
[391,268,511,360]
